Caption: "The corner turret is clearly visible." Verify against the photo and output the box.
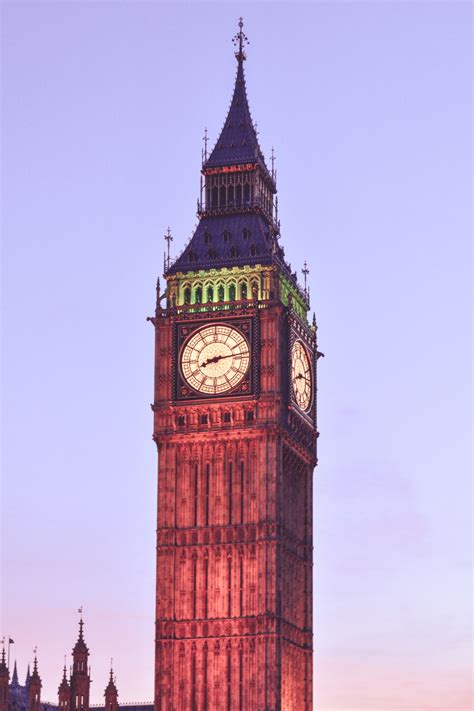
[104,665,118,711]
[27,657,42,711]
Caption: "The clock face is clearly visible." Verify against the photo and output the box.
[180,323,250,395]
[291,340,312,411]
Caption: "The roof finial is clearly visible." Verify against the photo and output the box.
[232,17,248,62]
[302,261,310,302]
[203,127,209,162]
[164,227,173,272]
[271,147,276,180]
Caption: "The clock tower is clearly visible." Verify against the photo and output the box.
[151,19,319,711]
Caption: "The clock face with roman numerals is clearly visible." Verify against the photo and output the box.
[180,324,250,395]
[291,339,312,411]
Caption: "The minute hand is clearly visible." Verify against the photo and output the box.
[201,353,237,368]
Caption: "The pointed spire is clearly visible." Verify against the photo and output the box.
[73,610,89,654]
[58,661,70,694]
[24,663,30,686]
[0,648,8,678]
[30,655,40,682]
[11,660,19,686]
[205,18,269,173]
[104,659,118,709]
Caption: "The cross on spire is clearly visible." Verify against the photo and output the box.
[232,17,249,62]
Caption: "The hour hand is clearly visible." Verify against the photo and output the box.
[200,353,231,368]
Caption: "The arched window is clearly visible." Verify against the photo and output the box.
[250,244,258,257]
[230,246,238,258]
[242,228,250,240]
[188,251,197,263]
[251,279,259,298]
[208,248,217,260]
[228,185,234,205]
[244,183,250,203]
[218,284,225,302]
[240,282,248,300]
[195,286,202,304]
[220,185,226,207]
[184,286,191,304]
[211,186,218,207]
[236,184,242,205]
[223,230,231,242]
[204,231,212,244]
[229,283,236,301]
[206,285,213,302]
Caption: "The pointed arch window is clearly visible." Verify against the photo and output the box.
[230,246,238,258]
[250,244,259,257]
[184,286,191,304]
[242,228,250,240]
[218,284,225,302]
[240,282,248,300]
[206,285,214,303]
[204,231,212,244]
[188,251,197,263]
[207,248,217,260]
[220,186,226,207]
[222,230,231,243]
[195,285,203,304]
[229,283,236,301]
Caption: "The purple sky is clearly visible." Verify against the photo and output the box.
[1,2,472,709]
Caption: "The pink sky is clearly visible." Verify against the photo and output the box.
[1,2,472,709]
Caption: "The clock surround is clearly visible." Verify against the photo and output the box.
[173,314,258,401]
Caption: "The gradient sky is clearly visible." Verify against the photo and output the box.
[1,2,472,710]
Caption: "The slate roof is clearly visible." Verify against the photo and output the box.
[167,213,274,275]
[204,57,269,173]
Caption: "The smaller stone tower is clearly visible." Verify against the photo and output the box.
[0,647,9,711]
[104,666,118,711]
[70,618,90,711]
[27,658,41,711]
[58,665,70,711]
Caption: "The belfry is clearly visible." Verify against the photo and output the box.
[151,18,319,711]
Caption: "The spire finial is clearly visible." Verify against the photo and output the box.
[302,261,310,301]
[271,147,276,180]
[164,227,173,272]
[232,17,248,62]
[78,607,84,639]
[203,127,209,162]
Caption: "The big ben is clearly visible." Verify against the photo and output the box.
[150,19,319,711]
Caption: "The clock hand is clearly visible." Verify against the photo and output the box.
[200,353,236,368]
[293,373,310,383]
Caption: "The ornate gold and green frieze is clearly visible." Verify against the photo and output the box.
[164,264,309,322]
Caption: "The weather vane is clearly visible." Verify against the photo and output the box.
[232,17,249,61]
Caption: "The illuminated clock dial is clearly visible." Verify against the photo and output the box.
[291,339,312,411]
[180,324,250,395]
